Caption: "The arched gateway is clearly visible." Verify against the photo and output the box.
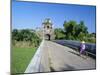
[42,18,54,40]
[45,34,50,40]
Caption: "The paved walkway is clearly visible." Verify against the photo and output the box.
[25,40,96,73]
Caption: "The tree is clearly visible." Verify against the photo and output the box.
[54,28,65,39]
[78,32,85,41]
[63,20,89,40]
[63,20,77,39]
[12,29,41,47]
[12,29,18,40]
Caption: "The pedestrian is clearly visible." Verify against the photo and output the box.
[79,41,86,55]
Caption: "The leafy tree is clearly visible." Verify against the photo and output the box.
[78,32,85,41]
[12,29,41,47]
[74,21,88,39]
[12,29,18,40]
[54,28,65,39]
[63,20,77,39]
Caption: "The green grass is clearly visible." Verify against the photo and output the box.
[11,47,37,74]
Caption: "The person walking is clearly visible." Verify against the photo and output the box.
[80,41,86,56]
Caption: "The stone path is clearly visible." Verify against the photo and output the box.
[25,40,96,73]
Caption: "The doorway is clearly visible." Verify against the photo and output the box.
[45,34,50,40]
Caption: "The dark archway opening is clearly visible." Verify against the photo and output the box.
[45,34,50,40]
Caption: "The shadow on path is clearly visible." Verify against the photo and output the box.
[50,64,75,72]
[68,51,80,56]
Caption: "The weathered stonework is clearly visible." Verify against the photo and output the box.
[42,18,55,40]
[36,18,55,40]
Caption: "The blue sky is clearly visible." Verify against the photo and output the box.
[12,0,96,33]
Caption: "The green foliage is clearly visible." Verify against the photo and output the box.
[78,32,85,41]
[63,21,76,34]
[54,28,65,39]
[12,29,41,47]
[84,33,96,43]
[75,21,88,37]
[54,20,95,43]
[63,20,77,39]
[63,20,89,40]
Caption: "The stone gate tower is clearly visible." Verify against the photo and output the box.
[42,18,54,40]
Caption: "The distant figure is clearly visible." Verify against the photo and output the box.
[80,41,86,55]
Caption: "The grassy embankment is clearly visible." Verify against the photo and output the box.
[11,47,37,74]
